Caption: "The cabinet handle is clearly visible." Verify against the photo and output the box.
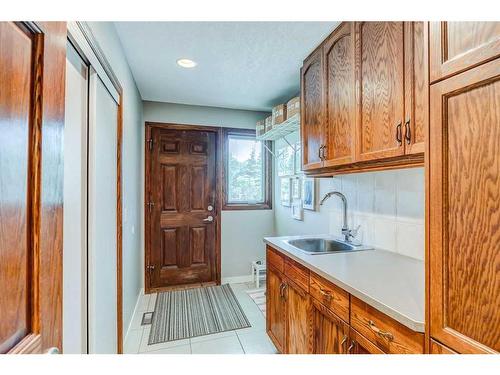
[340,335,348,353]
[404,119,411,145]
[318,145,324,160]
[368,320,394,341]
[321,145,327,160]
[396,121,402,145]
[348,340,356,353]
[283,283,288,301]
[279,282,285,298]
[319,288,332,301]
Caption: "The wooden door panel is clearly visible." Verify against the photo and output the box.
[311,299,348,354]
[429,58,500,353]
[149,128,217,289]
[266,265,286,353]
[301,48,324,170]
[349,328,385,354]
[286,280,311,354]
[355,22,405,161]
[323,22,355,167]
[430,22,500,82]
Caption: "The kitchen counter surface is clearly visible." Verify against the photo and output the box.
[264,235,425,333]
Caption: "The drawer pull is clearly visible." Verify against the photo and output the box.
[319,288,332,301]
[340,335,348,353]
[368,320,394,341]
[347,340,356,353]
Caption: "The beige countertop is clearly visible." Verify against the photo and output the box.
[264,235,425,333]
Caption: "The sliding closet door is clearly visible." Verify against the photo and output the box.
[88,71,118,354]
[63,43,89,354]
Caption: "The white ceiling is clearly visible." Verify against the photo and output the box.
[114,22,339,111]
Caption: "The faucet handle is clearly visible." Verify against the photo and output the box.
[349,225,361,238]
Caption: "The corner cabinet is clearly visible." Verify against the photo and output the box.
[300,22,427,174]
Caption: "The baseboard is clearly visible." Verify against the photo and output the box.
[124,288,143,344]
[221,274,254,284]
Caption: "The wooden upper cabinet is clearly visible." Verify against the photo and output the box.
[429,58,500,354]
[311,299,348,354]
[266,265,286,353]
[301,47,324,170]
[404,22,428,155]
[429,22,500,82]
[323,22,355,167]
[285,279,312,354]
[355,22,405,162]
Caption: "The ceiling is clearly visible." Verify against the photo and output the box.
[114,22,339,111]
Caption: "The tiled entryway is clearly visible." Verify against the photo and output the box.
[124,282,277,354]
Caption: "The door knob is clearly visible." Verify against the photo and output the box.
[203,216,214,223]
[207,205,214,211]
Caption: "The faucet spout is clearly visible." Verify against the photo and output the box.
[320,191,356,242]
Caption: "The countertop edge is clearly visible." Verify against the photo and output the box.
[263,237,425,333]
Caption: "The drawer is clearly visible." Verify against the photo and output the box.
[284,258,309,292]
[350,296,424,354]
[266,246,284,273]
[309,272,350,323]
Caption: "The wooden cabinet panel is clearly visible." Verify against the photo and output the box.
[404,22,427,155]
[351,296,424,354]
[355,22,405,161]
[284,258,309,292]
[323,22,355,167]
[285,279,312,354]
[301,47,324,170]
[430,340,456,354]
[349,328,385,354]
[309,272,350,323]
[266,246,284,273]
[266,265,286,353]
[429,22,500,82]
[429,58,500,354]
[311,299,349,354]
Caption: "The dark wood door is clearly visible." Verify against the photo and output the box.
[355,22,405,162]
[266,265,286,353]
[429,58,500,354]
[403,22,427,155]
[311,299,349,354]
[147,127,217,289]
[0,22,66,353]
[285,279,311,354]
[429,22,500,82]
[301,47,325,171]
[323,22,355,167]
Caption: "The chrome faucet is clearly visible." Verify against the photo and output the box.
[319,191,359,243]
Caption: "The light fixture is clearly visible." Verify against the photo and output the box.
[177,58,197,68]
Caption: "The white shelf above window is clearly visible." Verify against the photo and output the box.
[256,114,300,141]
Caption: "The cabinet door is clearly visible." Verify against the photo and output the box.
[349,328,385,354]
[301,47,325,171]
[355,22,405,162]
[429,58,500,354]
[323,22,355,167]
[266,265,286,353]
[403,22,427,155]
[429,22,500,82]
[311,299,348,354]
[285,280,312,354]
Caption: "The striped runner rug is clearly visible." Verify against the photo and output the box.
[148,284,251,344]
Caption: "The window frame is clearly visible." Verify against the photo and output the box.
[222,127,272,210]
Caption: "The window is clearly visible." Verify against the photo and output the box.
[222,128,272,210]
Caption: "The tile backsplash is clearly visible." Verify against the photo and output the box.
[325,168,425,260]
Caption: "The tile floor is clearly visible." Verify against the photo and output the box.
[124,282,277,354]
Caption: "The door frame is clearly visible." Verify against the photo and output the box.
[66,22,124,354]
[144,122,222,294]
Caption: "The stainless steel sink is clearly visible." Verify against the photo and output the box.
[285,238,372,255]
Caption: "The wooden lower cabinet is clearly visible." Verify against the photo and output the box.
[266,265,286,353]
[311,299,349,354]
[266,246,423,354]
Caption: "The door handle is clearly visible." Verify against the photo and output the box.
[203,216,214,223]
[396,121,402,145]
[404,119,411,145]
[347,340,356,353]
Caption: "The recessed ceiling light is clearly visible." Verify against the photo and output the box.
[177,58,197,68]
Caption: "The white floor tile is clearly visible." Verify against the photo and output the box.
[137,294,151,312]
[139,327,190,353]
[124,329,144,354]
[145,345,191,354]
[129,309,148,331]
[237,331,277,354]
[191,335,244,354]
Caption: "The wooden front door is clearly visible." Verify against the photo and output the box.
[146,125,218,290]
[0,22,66,353]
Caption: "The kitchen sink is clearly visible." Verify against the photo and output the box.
[285,238,372,255]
